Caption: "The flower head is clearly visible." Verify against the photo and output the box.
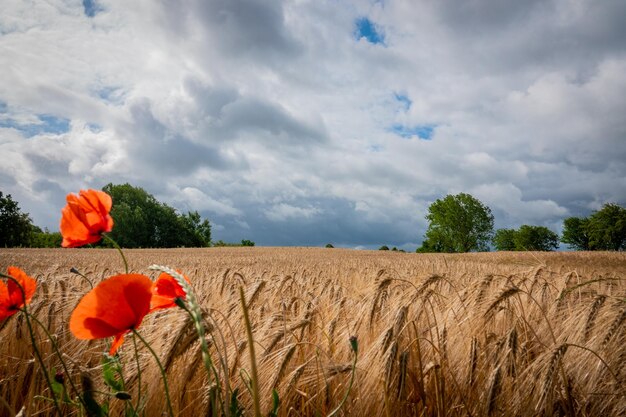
[0,267,36,320]
[60,189,114,248]
[150,271,191,311]
[69,274,152,355]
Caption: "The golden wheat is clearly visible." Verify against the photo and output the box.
[0,248,625,416]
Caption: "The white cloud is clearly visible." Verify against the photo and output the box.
[1,0,625,248]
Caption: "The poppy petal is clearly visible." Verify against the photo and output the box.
[0,280,9,303]
[70,274,152,341]
[60,189,114,248]
[150,272,190,311]
[122,279,153,328]
[0,281,14,320]
[6,267,36,307]
[150,294,177,311]
[109,332,127,356]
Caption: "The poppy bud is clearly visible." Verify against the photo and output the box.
[174,297,187,309]
[115,391,132,400]
[349,336,358,355]
[54,370,65,384]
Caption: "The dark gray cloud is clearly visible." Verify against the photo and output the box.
[182,77,327,145]
[125,100,248,174]
[158,0,300,65]
[195,0,300,59]
[209,196,419,249]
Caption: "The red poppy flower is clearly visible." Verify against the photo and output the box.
[60,189,114,248]
[150,271,191,311]
[0,267,36,320]
[69,274,153,355]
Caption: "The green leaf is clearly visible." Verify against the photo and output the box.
[230,388,245,417]
[267,389,280,417]
[102,355,124,392]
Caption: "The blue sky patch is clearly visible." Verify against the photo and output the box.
[390,124,436,140]
[97,86,125,105]
[354,17,385,45]
[0,114,70,137]
[87,122,102,132]
[394,93,412,111]
[83,0,103,18]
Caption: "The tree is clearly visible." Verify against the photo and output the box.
[179,211,212,247]
[422,193,494,252]
[494,226,559,251]
[586,203,626,250]
[416,238,445,253]
[561,204,626,251]
[29,226,62,248]
[561,217,590,250]
[102,183,212,248]
[0,191,33,247]
[493,229,517,251]
[379,245,389,251]
[513,225,559,251]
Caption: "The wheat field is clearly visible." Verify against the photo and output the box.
[0,248,625,416]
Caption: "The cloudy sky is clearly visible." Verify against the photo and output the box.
[1,0,625,249]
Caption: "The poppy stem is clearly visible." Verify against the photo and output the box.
[103,234,129,274]
[69,267,93,288]
[132,333,142,413]
[28,313,86,410]
[131,329,174,417]
[149,265,226,416]
[2,275,63,416]
[327,336,359,417]
[181,303,225,416]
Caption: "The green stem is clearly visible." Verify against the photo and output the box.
[28,314,85,409]
[2,275,62,416]
[151,265,226,416]
[132,333,142,413]
[70,267,93,288]
[131,330,174,417]
[239,286,261,417]
[103,234,128,274]
[327,337,358,417]
[179,301,225,416]
[184,304,219,376]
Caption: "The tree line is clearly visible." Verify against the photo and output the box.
[1,185,213,248]
[1,187,624,251]
[414,193,626,253]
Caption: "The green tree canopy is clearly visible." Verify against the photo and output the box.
[586,203,626,250]
[419,193,494,253]
[514,225,559,251]
[0,191,33,247]
[561,203,626,251]
[561,217,590,250]
[29,226,63,248]
[102,183,211,248]
[493,228,517,251]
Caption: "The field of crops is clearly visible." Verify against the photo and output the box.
[1,248,625,416]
